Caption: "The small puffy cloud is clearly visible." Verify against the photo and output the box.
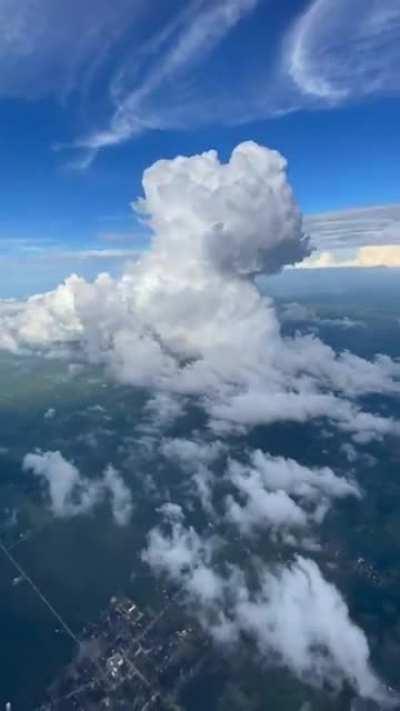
[22,451,133,526]
[226,487,308,536]
[141,392,185,432]
[161,438,225,472]
[103,464,133,527]
[247,450,359,501]
[225,451,359,538]
[142,506,224,609]
[142,516,205,579]
[44,407,56,420]
[22,450,101,518]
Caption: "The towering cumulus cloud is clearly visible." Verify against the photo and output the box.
[137,141,309,276]
[3,142,400,703]
[2,145,399,440]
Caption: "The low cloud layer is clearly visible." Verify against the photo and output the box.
[141,508,390,704]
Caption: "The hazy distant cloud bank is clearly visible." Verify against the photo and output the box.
[302,203,400,268]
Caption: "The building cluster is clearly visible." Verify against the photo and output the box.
[37,592,207,710]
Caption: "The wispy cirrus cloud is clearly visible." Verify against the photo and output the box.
[74,0,260,162]
[71,0,400,161]
[0,0,145,100]
[287,0,400,104]
[1,0,400,162]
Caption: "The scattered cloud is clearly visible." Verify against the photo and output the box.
[232,556,388,702]
[23,450,101,518]
[161,438,225,472]
[5,140,400,701]
[225,450,360,539]
[44,407,56,420]
[141,393,186,432]
[141,506,391,704]
[22,450,133,526]
[102,464,133,526]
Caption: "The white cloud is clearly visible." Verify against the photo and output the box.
[226,486,308,536]
[2,142,399,445]
[74,0,400,159]
[141,508,392,704]
[225,450,359,538]
[0,277,82,352]
[304,204,400,252]
[80,0,259,155]
[233,557,388,702]
[136,140,308,277]
[301,245,400,269]
[22,450,101,518]
[44,407,56,420]
[296,203,400,269]
[102,464,133,527]
[22,451,133,525]
[2,1,400,158]
[0,0,143,100]
[161,438,225,472]
[288,0,400,104]
[141,392,186,432]
[141,515,206,580]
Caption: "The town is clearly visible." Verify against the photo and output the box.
[37,592,208,710]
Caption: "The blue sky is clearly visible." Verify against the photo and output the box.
[1,0,400,295]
